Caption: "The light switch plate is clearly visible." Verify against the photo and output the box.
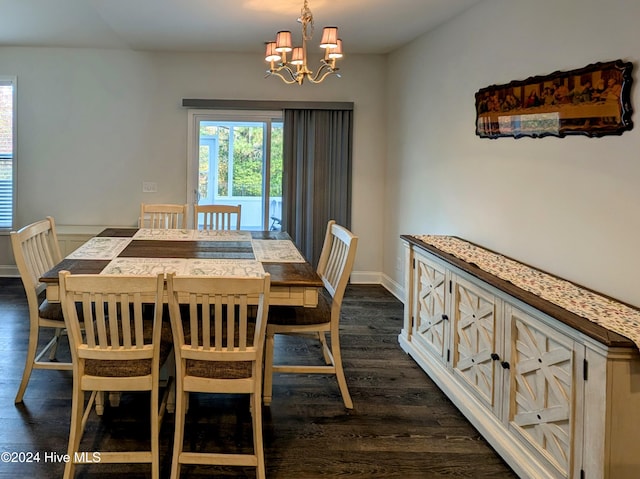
[142,181,157,193]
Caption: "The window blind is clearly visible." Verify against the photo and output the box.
[0,79,15,229]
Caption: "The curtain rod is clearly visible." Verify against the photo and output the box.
[182,99,354,111]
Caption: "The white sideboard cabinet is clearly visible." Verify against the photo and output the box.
[399,235,640,479]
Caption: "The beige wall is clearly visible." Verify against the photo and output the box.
[384,0,640,306]
[0,48,386,278]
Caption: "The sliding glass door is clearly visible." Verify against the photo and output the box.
[187,110,283,230]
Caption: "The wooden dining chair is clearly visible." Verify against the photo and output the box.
[58,271,173,479]
[166,272,271,479]
[263,220,358,409]
[140,203,188,229]
[193,204,241,230]
[11,216,74,403]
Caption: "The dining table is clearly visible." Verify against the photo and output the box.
[40,227,323,307]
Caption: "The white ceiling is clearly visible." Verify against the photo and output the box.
[0,0,481,55]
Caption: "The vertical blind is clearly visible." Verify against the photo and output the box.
[282,108,353,267]
[0,79,15,229]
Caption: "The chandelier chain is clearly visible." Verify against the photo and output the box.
[299,0,314,41]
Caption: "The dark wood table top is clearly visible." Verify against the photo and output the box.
[41,228,322,289]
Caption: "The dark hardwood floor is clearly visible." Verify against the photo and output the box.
[0,278,517,478]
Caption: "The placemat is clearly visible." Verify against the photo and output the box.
[101,257,265,277]
[251,239,305,263]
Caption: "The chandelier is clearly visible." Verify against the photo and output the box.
[264,0,343,85]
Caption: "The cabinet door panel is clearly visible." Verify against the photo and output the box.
[506,305,575,477]
[452,276,498,410]
[413,254,448,360]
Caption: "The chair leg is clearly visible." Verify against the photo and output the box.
[252,391,266,479]
[262,331,275,405]
[166,379,176,414]
[95,391,105,415]
[14,323,39,403]
[318,331,331,364]
[48,327,64,360]
[109,392,121,408]
[151,385,160,479]
[330,328,353,409]
[163,351,176,414]
[63,385,85,479]
[170,389,187,479]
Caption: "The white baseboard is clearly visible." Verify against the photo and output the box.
[0,265,19,277]
[381,274,405,303]
[350,270,405,303]
[350,270,382,284]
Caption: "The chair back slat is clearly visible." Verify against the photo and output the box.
[29,234,50,278]
[167,274,270,363]
[11,217,62,295]
[133,293,146,346]
[140,203,188,229]
[82,297,96,348]
[238,295,248,351]
[94,293,109,348]
[59,273,164,362]
[121,294,133,348]
[212,297,222,350]
[324,237,346,288]
[194,204,241,230]
[27,229,55,278]
[189,295,200,348]
[202,295,213,349]
[317,220,358,303]
[149,211,178,229]
[226,296,236,350]
[109,294,124,348]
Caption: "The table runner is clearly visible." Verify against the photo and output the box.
[132,228,254,242]
[66,237,132,260]
[101,258,265,277]
[133,228,195,241]
[412,235,640,350]
[194,230,252,241]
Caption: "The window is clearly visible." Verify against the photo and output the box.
[0,77,16,230]
[187,110,283,230]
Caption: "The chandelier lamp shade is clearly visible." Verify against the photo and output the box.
[264,0,343,85]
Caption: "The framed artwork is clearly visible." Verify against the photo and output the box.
[475,60,633,139]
